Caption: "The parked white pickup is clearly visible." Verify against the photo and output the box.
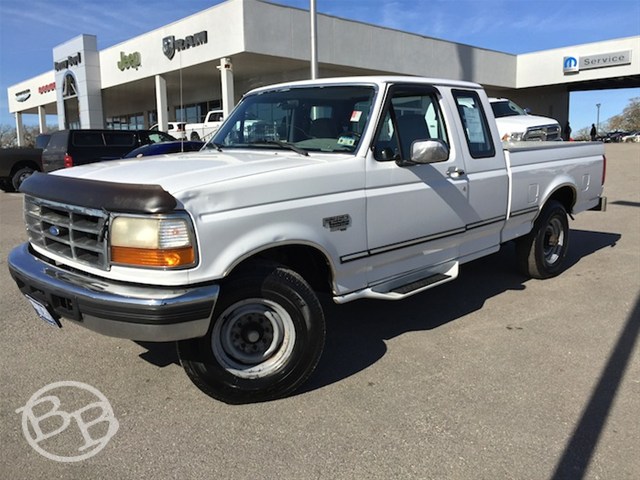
[184,109,224,141]
[489,97,562,141]
[9,76,606,404]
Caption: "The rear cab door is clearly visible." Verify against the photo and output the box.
[448,87,510,260]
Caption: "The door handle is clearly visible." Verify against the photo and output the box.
[447,166,466,178]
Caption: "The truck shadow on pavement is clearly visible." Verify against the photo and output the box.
[301,229,621,394]
[136,341,180,367]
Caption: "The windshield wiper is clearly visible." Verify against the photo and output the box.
[205,142,223,152]
[250,140,308,156]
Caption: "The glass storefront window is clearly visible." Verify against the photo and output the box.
[106,112,144,130]
[176,100,221,124]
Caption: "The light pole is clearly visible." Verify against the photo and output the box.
[310,0,318,79]
[596,103,601,136]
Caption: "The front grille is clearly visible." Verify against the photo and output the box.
[24,196,109,270]
[525,124,561,141]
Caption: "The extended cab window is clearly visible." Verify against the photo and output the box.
[373,86,448,161]
[453,90,495,159]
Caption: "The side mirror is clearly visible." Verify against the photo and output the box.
[405,139,450,165]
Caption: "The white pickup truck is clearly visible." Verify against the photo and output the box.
[489,97,562,141]
[184,109,224,141]
[9,76,606,404]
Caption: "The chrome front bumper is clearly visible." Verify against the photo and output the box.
[8,243,219,341]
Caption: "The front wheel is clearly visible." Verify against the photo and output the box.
[190,132,201,141]
[177,263,325,404]
[516,200,570,279]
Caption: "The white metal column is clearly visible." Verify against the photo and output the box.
[37,106,47,133]
[218,58,235,118]
[15,113,25,146]
[155,74,168,132]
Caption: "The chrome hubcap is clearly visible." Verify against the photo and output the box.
[543,217,565,266]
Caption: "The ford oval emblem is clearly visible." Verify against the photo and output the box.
[49,226,61,236]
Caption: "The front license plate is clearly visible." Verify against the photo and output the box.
[25,295,61,328]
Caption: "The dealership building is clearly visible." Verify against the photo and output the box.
[7,0,640,144]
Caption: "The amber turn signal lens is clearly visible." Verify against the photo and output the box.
[111,246,195,268]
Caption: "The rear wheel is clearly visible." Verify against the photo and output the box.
[11,167,35,191]
[190,132,201,141]
[177,263,325,404]
[516,200,570,279]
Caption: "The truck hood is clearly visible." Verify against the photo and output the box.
[495,114,559,134]
[52,149,328,195]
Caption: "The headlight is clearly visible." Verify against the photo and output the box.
[502,132,525,142]
[110,214,196,268]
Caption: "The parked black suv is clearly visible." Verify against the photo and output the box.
[42,129,175,172]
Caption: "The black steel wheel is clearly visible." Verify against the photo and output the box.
[516,200,570,279]
[12,167,35,191]
[177,263,325,404]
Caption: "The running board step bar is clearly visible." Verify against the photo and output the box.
[389,273,451,294]
[334,262,459,303]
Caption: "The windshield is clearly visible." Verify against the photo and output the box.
[490,100,527,118]
[206,85,376,154]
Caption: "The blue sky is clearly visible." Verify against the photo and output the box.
[0,0,638,133]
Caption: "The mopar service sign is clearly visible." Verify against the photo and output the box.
[564,50,632,74]
[563,56,579,74]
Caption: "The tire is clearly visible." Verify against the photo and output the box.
[12,167,35,191]
[516,200,570,279]
[177,263,325,404]
[190,132,200,141]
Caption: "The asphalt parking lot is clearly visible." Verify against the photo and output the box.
[1,143,638,480]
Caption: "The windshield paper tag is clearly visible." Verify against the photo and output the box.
[337,136,356,146]
[350,111,362,122]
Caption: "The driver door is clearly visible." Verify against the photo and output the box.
[365,84,471,284]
